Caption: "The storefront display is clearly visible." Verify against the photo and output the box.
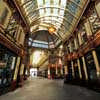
[73,60,80,79]
[0,44,17,94]
[67,61,73,80]
[85,52,97,80]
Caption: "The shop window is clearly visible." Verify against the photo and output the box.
[88,8,100,34]
[73,60,79,79]
[0,44,16,93]
[82,32,87,44]
[67,61,73,80]
[71,40,75,52]
[6,16,18,38]
[85,52,97,80]
[80,25,87,44]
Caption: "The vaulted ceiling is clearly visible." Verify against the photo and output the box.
[13,0,89,45]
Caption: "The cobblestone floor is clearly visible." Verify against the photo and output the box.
[0,77,100,100]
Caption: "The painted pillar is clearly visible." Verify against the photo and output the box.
[71,61,75,78]
[19,64,25,87]
[12,57,21,90]
[92,50,100,77]
[56,63,58,75]
[78,32,82,45]
[59,58,63,75]
[64,65,68,75]
[60,64,63,75]
[48,64,51,79]
[74,37,78,50]
[69,42,72,53]
[77,59,82,79]
[84,19,93,36]
[82,57,88,80]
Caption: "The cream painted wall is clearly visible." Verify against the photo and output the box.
[95,1,100,18]
[0,0,12,28]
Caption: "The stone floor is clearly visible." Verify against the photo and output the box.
[0,77,100,100]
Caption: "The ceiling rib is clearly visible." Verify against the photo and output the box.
[29,15,74,27]
[24,6,78,20]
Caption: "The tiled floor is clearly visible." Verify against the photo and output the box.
[0,77,100,100]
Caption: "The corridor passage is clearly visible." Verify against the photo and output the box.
[0,78,100,100]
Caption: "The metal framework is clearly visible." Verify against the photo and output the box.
[15,0,89,45]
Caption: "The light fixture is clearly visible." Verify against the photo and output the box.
[48,27,56,34]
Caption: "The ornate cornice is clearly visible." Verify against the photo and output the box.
[64,31,100,62]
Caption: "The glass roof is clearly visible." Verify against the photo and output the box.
[16,0,89,41]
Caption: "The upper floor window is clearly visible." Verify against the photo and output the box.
[78,25,87,44]
[71,40,75,52]
[88,8,100,34]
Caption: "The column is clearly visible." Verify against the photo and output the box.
[56,63,58,75]
[12,57,21,90]
[64,65,68,75]
[82,57,88,80]
[60,64,63,75]
[78,32,82,45]
[71,61,75,78]
[74,37,78,49]
[48,66,51,79]
[84,19,93,36]
[69,42,72,53]
[92,50,100,77]
[77,59,82,79]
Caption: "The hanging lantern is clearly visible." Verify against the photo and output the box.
[48,27,56,34]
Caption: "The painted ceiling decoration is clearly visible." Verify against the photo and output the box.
[15,0,89,46]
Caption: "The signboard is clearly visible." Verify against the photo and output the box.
[0,61,6,68]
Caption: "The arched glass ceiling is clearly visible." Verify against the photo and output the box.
[16,0,89,41]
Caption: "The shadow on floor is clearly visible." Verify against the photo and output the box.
[64,79,100,93]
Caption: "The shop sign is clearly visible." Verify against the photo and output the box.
[0,61,6,68]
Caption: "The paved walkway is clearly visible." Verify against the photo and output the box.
[0,77,100,100]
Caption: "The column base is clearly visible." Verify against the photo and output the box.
[24,75,27,80]
[11,80,17,91]
[48,74,51,79]
[18,75,24,87]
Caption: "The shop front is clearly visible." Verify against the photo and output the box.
[85,52,97,83]
[0,44,17,95]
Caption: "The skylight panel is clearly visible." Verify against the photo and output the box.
[39,9,44,17]
[53,8,59,15]
[67,2,78,14]
[37,0,43,7]
[60,0,67,8]
[59,10,64,16]
[53,0,59,7]
[45,0,50,7]
[45,8,51,16]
